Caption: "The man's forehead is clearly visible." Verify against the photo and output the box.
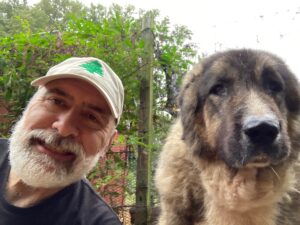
[42,79,112,115]
[46,87,72,99]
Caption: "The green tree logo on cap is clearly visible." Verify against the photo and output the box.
[80,60,104,77]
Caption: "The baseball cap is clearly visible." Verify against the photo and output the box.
[31,57,124,124]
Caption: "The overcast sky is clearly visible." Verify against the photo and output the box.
[27,0,300,78]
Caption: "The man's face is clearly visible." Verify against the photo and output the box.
[9,78,116,188]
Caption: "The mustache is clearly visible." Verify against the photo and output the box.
[27,129,84,156]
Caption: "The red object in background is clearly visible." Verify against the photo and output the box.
[98,132,129,207]
[0,106,8,115]
[0,100,9,123]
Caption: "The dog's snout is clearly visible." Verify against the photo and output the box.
[243,117,280,145]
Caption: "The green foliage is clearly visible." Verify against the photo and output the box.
[0,23,58,133]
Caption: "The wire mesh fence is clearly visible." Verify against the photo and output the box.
[88,141,160,225]
[88,141,146,225]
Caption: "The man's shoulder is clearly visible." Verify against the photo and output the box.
[74,178,122,224]
[0,138,8,163]
[0,138,8,148]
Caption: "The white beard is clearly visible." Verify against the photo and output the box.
[9,116,100,188]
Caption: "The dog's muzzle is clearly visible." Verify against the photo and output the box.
[242,115,284,167]
[243,116,280,146]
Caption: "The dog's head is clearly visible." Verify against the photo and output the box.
[179,49,300,168]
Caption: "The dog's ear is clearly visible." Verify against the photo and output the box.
[178,77,199,140]
[177,64,206,156]
[278,66,300,113]
[285,78,300,113]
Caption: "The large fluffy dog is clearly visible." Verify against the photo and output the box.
[155,49,300,225]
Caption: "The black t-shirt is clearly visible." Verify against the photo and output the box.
[0,138,122,225]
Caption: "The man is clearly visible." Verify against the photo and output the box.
[0,57,124,225]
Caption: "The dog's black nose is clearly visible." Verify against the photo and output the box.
[243,117,280,145]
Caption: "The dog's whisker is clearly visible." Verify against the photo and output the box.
[292,187,300,195]
[270,166,280,181]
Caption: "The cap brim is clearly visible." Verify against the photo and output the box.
[31,74,118,120]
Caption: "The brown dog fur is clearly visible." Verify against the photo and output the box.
[155,49,300,225]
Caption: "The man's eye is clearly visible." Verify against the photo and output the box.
[87,113,98,122]
[84,112,110,129]
[48,98,65,106]
[84,113,106,130]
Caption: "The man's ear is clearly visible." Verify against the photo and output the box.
[108,129,118,146]
[99,130,118,158]
[105,129,118,151]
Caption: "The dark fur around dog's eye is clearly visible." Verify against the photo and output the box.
[262,68,284,94]
[209,83,227,96]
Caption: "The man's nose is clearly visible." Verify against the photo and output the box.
[52,111,79,137]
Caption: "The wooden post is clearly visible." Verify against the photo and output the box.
[135,11,154,225]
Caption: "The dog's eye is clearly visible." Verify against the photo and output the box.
[266,80,283,94]
[210,84,227,96]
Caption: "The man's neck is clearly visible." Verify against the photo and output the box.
[5,170,63,207]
